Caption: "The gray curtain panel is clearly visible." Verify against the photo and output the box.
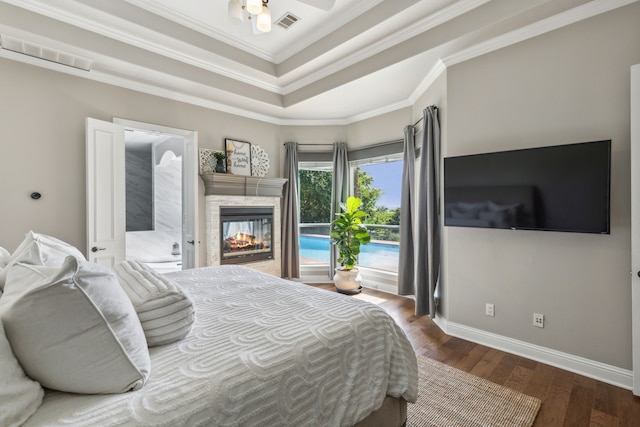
[281,142,300,279]
[398,126,416,297]
[417,106,441,318]
[330,142,350,276]
[398,107,441,318]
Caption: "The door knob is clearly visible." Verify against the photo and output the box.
[187,240,195,245]
[91,246,106,252]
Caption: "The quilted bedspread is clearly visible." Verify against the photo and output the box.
[23,265,418,427]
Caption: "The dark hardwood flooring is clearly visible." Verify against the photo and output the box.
[307,283,640,427]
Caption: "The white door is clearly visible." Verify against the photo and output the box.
[86,118,126,267]
[631,63,640,395]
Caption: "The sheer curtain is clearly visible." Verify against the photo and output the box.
[398,106,441,318]
[330,142,349,276]
[281,142,300,279]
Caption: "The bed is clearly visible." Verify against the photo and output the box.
[1,236,418,427]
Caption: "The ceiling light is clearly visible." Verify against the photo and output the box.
[228,0,272,33]
[256,4,272,33]
[246,0,262,15]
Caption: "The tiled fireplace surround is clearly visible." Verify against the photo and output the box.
[202,174,287,277]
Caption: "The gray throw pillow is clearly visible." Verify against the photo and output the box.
[0,257,150,394]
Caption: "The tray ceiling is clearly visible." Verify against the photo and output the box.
[0,0,635,124]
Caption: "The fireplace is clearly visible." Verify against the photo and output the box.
[202,175,286,276]
[220,207,273,264]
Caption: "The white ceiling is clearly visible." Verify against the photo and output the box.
[0,0,636,125]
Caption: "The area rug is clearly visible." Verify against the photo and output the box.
[407,355,541,427]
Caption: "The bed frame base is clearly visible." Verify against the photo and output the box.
[352,396,407,427]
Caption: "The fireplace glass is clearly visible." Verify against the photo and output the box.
[220,207,273,264]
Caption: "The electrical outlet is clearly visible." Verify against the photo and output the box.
[485,303,495,317]
[533,313,544,328]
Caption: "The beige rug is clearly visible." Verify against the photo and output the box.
[408,355,541,427]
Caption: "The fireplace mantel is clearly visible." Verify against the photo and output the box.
[200,174,287,197]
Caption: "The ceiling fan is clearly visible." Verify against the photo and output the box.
[297,0,336,11]
[228,0,336,34]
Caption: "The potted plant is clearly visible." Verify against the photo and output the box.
[330,196,371,293]
[210,151,227,173]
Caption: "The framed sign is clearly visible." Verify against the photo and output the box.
[225,138,252,176]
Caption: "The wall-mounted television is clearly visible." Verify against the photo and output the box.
[443,140,611,234]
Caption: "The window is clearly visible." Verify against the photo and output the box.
[353,154,403,273]
[297,152,403,275]
[298,163,332,265]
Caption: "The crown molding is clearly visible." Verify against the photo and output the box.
[280,0,489,94]
[272,0,384,64]
[126,0,383,65]
[341,100,413,126]
[124,0,276,62]
[1,0,284,92]
[410,59,447,105]
[442,0,640,67]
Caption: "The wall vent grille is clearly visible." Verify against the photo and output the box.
[0,34,93,71]
[275,13,300,30]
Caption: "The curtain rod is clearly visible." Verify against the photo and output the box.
[283,143,333,147]
[412,105,438,128]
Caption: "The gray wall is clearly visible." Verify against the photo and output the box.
[441,2,640,370]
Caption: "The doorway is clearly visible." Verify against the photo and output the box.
[124,129,185,272]
[115,118,198,272]
[86,117,198,270]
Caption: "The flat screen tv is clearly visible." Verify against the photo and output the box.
[443,140,611,234]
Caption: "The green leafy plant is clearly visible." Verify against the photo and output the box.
[210,151,227,173]
[212,151,227,160]
[330,196,371,270]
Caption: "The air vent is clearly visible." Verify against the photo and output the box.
[275,13,301,30]
[0,34,93,71]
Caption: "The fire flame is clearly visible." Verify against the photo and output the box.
[226,231,255,250]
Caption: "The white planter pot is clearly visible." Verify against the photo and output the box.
[333,267,362,294]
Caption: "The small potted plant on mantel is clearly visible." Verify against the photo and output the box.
[330,196,371,294]
[210,151,227,173]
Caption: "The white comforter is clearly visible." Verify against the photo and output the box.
[23,265,418,427]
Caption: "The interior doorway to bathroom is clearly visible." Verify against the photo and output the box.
[115,118,198,273]
[124,129,184,272]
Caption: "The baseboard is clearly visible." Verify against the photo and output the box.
[436,319,632,390]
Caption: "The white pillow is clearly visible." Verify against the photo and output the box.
[0,257,151,394]
[114,260,195,346]
[0,320,43,427]
[0,231,86,291]
[0,247,10,268]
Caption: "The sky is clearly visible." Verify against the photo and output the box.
[360,160,403,209]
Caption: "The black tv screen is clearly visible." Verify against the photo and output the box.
[443,140,611,234]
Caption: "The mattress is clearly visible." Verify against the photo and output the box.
[23,265,418,427]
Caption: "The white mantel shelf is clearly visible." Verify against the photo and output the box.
[200,174,287,197]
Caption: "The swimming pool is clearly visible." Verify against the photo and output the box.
[299,235,399,272]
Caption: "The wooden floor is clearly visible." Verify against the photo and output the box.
[307,283,640,427]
